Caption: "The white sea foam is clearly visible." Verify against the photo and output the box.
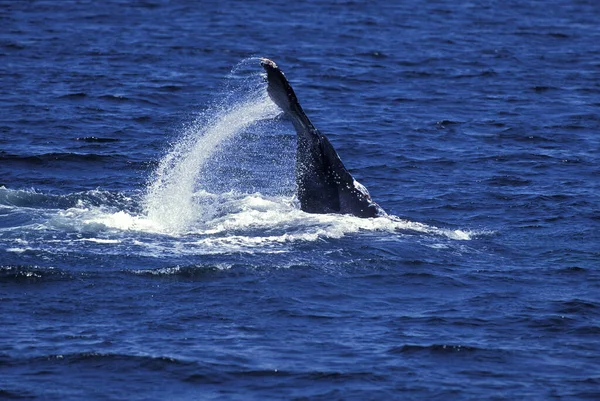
[81,238,121,244]
[3,185,480,258]
[6,247,28,253]
[68,193,474,237]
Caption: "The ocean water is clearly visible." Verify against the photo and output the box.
[1,0,599,399]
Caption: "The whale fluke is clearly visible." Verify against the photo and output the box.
[261,58,385,218]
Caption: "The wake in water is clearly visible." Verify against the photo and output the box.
[0,185,474,260]
[0,59,477,261]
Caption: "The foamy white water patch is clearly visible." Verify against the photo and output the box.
[28,190,477,257]
[48,206,161,233]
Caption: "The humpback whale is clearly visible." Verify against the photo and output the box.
[260,58,385,218]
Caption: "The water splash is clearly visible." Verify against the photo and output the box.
[143,60,281,233]
[0,59,481,258]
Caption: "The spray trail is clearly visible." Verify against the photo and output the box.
[143,72,280,233]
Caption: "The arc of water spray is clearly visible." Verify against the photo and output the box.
[143,63,280,233]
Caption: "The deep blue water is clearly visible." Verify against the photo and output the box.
[1,0,599,399]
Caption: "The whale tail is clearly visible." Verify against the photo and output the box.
[260,58,313,132]
[260,58,385,218]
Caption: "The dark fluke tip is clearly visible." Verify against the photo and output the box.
[260,58,278,69]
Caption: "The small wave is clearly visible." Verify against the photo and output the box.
[531,85,559,93]
[98,94,130,102]
[388,344,485,355]
[75,136,120,143]
[11,352,194,370]
[187,368,385,383]
[556,266,587,274]
[357,51,388,58]
[0,152,120,168]
[554,299,599,316]
[0,186,53,207]
[57,92,88,99]
[486,175,532,187]
[0,186,137,210]
[436,119,463,126]
[129,264,232,277]
[0,265,72,283]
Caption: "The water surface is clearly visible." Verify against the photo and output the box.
[1,0,599,399]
